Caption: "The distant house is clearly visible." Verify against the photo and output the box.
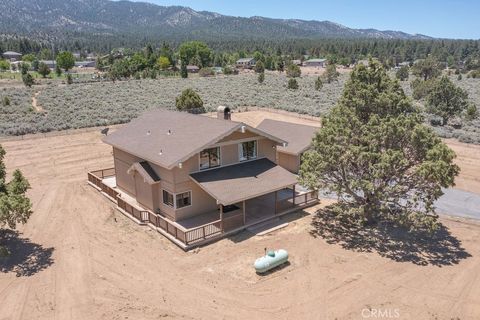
[235,58,256,69]
[2,51,22,62]
[304,59,327,67]
[75,61,96,68]
[73,52,82,60]
[186,65,199,73]
[291,59,302,66]
[39,60,56,69]
[257,119,318,174]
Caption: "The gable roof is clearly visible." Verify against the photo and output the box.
[127,161,161,185]
[103,109,287,169]
[256,119,318,155]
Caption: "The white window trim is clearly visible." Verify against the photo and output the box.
[198,146,222,171]
[162,189,193,210]
[238,139,258,162]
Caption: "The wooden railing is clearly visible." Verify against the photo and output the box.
[276,190,318,213]
[88,168,119,200]
[184,221,222,245]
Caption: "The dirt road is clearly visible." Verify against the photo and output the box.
[0,117,479,319]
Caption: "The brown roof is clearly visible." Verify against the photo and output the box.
[127,161,161,184]
[103,109,287,169]
[190,158,298,205]
[256,119,318,155]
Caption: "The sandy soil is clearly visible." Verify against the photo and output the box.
[0,112,479,319]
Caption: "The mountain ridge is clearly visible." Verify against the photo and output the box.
[0,0,433,43]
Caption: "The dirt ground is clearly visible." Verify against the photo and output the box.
[0,111,480,319]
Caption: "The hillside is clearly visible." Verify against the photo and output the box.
[0,0,432,44]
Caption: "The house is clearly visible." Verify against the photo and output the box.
[256,119,318,173]
[235,58,256,69]
[304,59,327,67]
[75,60,96,68]
[291,59,302,66]
[2,51,22,62]
[186,65,199,73]
[88,108,318,249]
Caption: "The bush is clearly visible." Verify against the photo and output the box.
[286,64,301,78]
[22,73,34,87]
[315,76,323,91]
[223,66,234,75]
[175,88,205,113]
[458,74,462,81]
[66,74,73,85]
[199,68,215,77]
[287,78,298,90]
[2,96,10,106]
[465,104,478,121]
[258,72,265,84]
[254,61,265,74]
[411,78,436,100]
[396,66,409,81]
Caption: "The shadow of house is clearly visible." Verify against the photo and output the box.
[0,230,54,277]
[310,205,471,266]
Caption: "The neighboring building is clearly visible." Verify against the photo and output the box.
[75,60,96,68]
[256,119,318,174]
[88,109,318,249]
[304,58,327,67]
[186,65,199,73]
[2,51,22,62]
[73,52,82,59]
[39,60,56,69]
[291,59,302,66]
[235,58,256,69]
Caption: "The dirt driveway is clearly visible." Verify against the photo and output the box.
[0,120,479,319]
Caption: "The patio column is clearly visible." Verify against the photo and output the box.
[292,184,296,206]
[274,190,278,215]
[219,204,223,232]
[243,200,246,225]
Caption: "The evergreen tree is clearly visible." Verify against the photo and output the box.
[300,61,459,232]
[426,76,469,125]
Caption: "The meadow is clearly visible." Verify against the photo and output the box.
[0,72,479,143]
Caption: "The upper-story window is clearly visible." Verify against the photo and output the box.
[239,140,257,161]
[200,147,220,170]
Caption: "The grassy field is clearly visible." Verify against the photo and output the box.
[0,71,479,143]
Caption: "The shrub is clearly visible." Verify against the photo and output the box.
[458,74,462,81]
[258,72,265,84]
[254,61,265,74]
[66,74,73,85]
[396,66,409,81]
[199,68,215,77]
[22,73,34,87]
[288,78,298,90]
[286,64,301,78]
[176,88,205,113]
[465,104,478,121]
[2,96,10,106]
[38,62,51,78]
[315,76,323,91]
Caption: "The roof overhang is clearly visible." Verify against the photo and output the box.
[189,158,298,205]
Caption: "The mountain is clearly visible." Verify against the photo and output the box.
[0,0,432,44]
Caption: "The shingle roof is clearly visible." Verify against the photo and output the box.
[103,109,287,169]
[127,161,161,184]
[256,119,318,155]
[190,158,298,205]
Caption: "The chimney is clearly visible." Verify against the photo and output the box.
[217,106,231,120]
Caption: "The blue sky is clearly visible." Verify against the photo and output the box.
[132,0,480,39]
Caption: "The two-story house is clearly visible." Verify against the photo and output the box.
[88,109,318,249]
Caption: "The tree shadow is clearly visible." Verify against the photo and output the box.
[310,205,471,266]
[0,230,55,277]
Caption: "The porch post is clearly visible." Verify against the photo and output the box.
[292,184,296,206]
[243,200,246,225]
[219,204,223,232]
[274,190,278,215]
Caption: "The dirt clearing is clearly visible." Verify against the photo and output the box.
[0,111,479,319]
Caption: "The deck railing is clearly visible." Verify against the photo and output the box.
[89,170,319,248]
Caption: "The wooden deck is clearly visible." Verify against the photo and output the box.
[88,169,319,250]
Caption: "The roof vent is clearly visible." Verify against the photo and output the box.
[167,129,172,135]
[146,130,151,136]
[159,149,163,155]
[241,125,246,133]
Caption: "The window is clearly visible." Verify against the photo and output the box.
[200,147,220,170]
[176,191,191,209]
[162,190,174,207]
[239,140,257,161]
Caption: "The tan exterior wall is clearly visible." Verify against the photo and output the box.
[113,148,140,196]
[134,173,154,210]
[173,180,218,221]
[217,129,258,143]
[278,152,301,173]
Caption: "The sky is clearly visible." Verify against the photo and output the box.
[131,0,480,39]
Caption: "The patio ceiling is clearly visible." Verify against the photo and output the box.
[190,158,298,205]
